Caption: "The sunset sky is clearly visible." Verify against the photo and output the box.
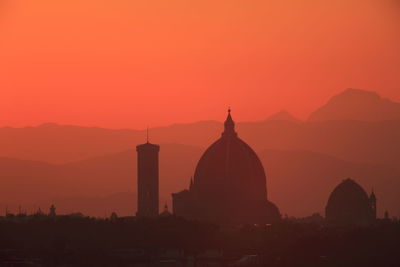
[1,0,399,128]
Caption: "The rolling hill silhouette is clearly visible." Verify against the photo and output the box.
[0,146,398,218]
[1,118,400,169]
[265,110,301,122]
[0,144,203,217]
[0,89,399,217]
[0,123,143,163]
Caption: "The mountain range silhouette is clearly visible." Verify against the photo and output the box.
[0,88,399,218]
[309,88,400,121]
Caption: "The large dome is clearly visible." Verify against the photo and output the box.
[172,110,281,224]
[193,110,267,202]
[326,178,376,225]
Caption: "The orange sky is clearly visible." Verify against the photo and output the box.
[1,0,399,128]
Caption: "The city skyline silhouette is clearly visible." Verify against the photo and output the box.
[0,89,399,219]
[0,1,399,265]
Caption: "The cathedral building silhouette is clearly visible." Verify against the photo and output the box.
[172,110,281,224]
[135,111,379,225]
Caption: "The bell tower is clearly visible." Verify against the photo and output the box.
[136,137,160,218]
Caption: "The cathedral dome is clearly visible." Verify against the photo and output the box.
[193,110,267,202]
[326,178,375,225]
[172,110,281,224]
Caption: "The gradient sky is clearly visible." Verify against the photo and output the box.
[1,0,399,128]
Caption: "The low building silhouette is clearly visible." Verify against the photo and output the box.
[159,204,172,218]
[49,204,56,217]
[326,178,376,225]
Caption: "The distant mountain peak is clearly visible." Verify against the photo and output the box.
[308,88,400,122]
[266,110,300,122]
[339,88,381,100]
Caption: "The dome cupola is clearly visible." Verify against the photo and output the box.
[222,108,237,137]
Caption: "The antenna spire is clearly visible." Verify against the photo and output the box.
[146,126,149,143]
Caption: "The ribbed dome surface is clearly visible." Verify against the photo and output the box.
[193,135,267,201]
[172,110,281,224]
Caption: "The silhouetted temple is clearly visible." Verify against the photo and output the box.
[172,110,281,224]
[326,178,376,225]
[136,140,160,217]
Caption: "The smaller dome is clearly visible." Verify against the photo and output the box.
[326,178,375,225]
[159,204,172,218]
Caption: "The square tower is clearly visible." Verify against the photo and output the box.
[136,142,160,217]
